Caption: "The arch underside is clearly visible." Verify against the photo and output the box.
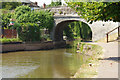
[54,20,92,41]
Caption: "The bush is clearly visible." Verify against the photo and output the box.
[17,23,41,42]
[41,34,51,41]
[9,22,21,29]
[0,38,21,43]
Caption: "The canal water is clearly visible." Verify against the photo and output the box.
[1,43,88,78]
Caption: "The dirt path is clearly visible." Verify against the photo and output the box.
[92,42,119,78]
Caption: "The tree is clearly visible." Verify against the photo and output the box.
[1,13,12,28]
[2,2,22,10]
[49,0,62,7]
[66,2,120,23]
[14,5,31,20]
[14,6,54,31]
[64,21,92,41]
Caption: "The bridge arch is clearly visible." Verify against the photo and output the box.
[52,19,93,41]
[42,6,119,41]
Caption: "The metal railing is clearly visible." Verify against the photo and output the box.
[106,26,120,43]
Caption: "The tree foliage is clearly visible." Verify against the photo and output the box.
[63,25,74,40]
[64,21,92,41]
[48,0,62,7]
[1,13,12,28]
[66,2,120,23]
[14,5,54,31]
[2,2,22,10]
[14,5,31,20]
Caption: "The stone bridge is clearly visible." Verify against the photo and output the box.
[42,6,119,42]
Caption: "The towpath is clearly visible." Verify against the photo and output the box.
[92,42,119,78]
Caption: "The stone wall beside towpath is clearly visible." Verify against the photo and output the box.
[0,41,66,53]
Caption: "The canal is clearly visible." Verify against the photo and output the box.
[1,42,89,78]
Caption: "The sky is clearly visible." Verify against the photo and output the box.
[30,0,66,6]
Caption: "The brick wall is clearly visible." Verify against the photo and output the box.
[3,29,17,38]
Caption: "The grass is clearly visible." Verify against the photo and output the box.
[71,42,103,78]
[0,38,22,43]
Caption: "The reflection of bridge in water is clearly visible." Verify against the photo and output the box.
[41,6,119,42]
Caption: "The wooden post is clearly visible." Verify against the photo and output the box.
[107,34,108,43]
[118,26,120,37]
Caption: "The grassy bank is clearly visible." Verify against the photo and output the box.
[0,38,22,43]
[70,41,103,78]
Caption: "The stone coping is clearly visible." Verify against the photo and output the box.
[1,41,66,53]
[0,42,22,45]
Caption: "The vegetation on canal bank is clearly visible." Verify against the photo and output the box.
[0,38,22,43]
[69,41,103,78]
[1,5,54,42]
